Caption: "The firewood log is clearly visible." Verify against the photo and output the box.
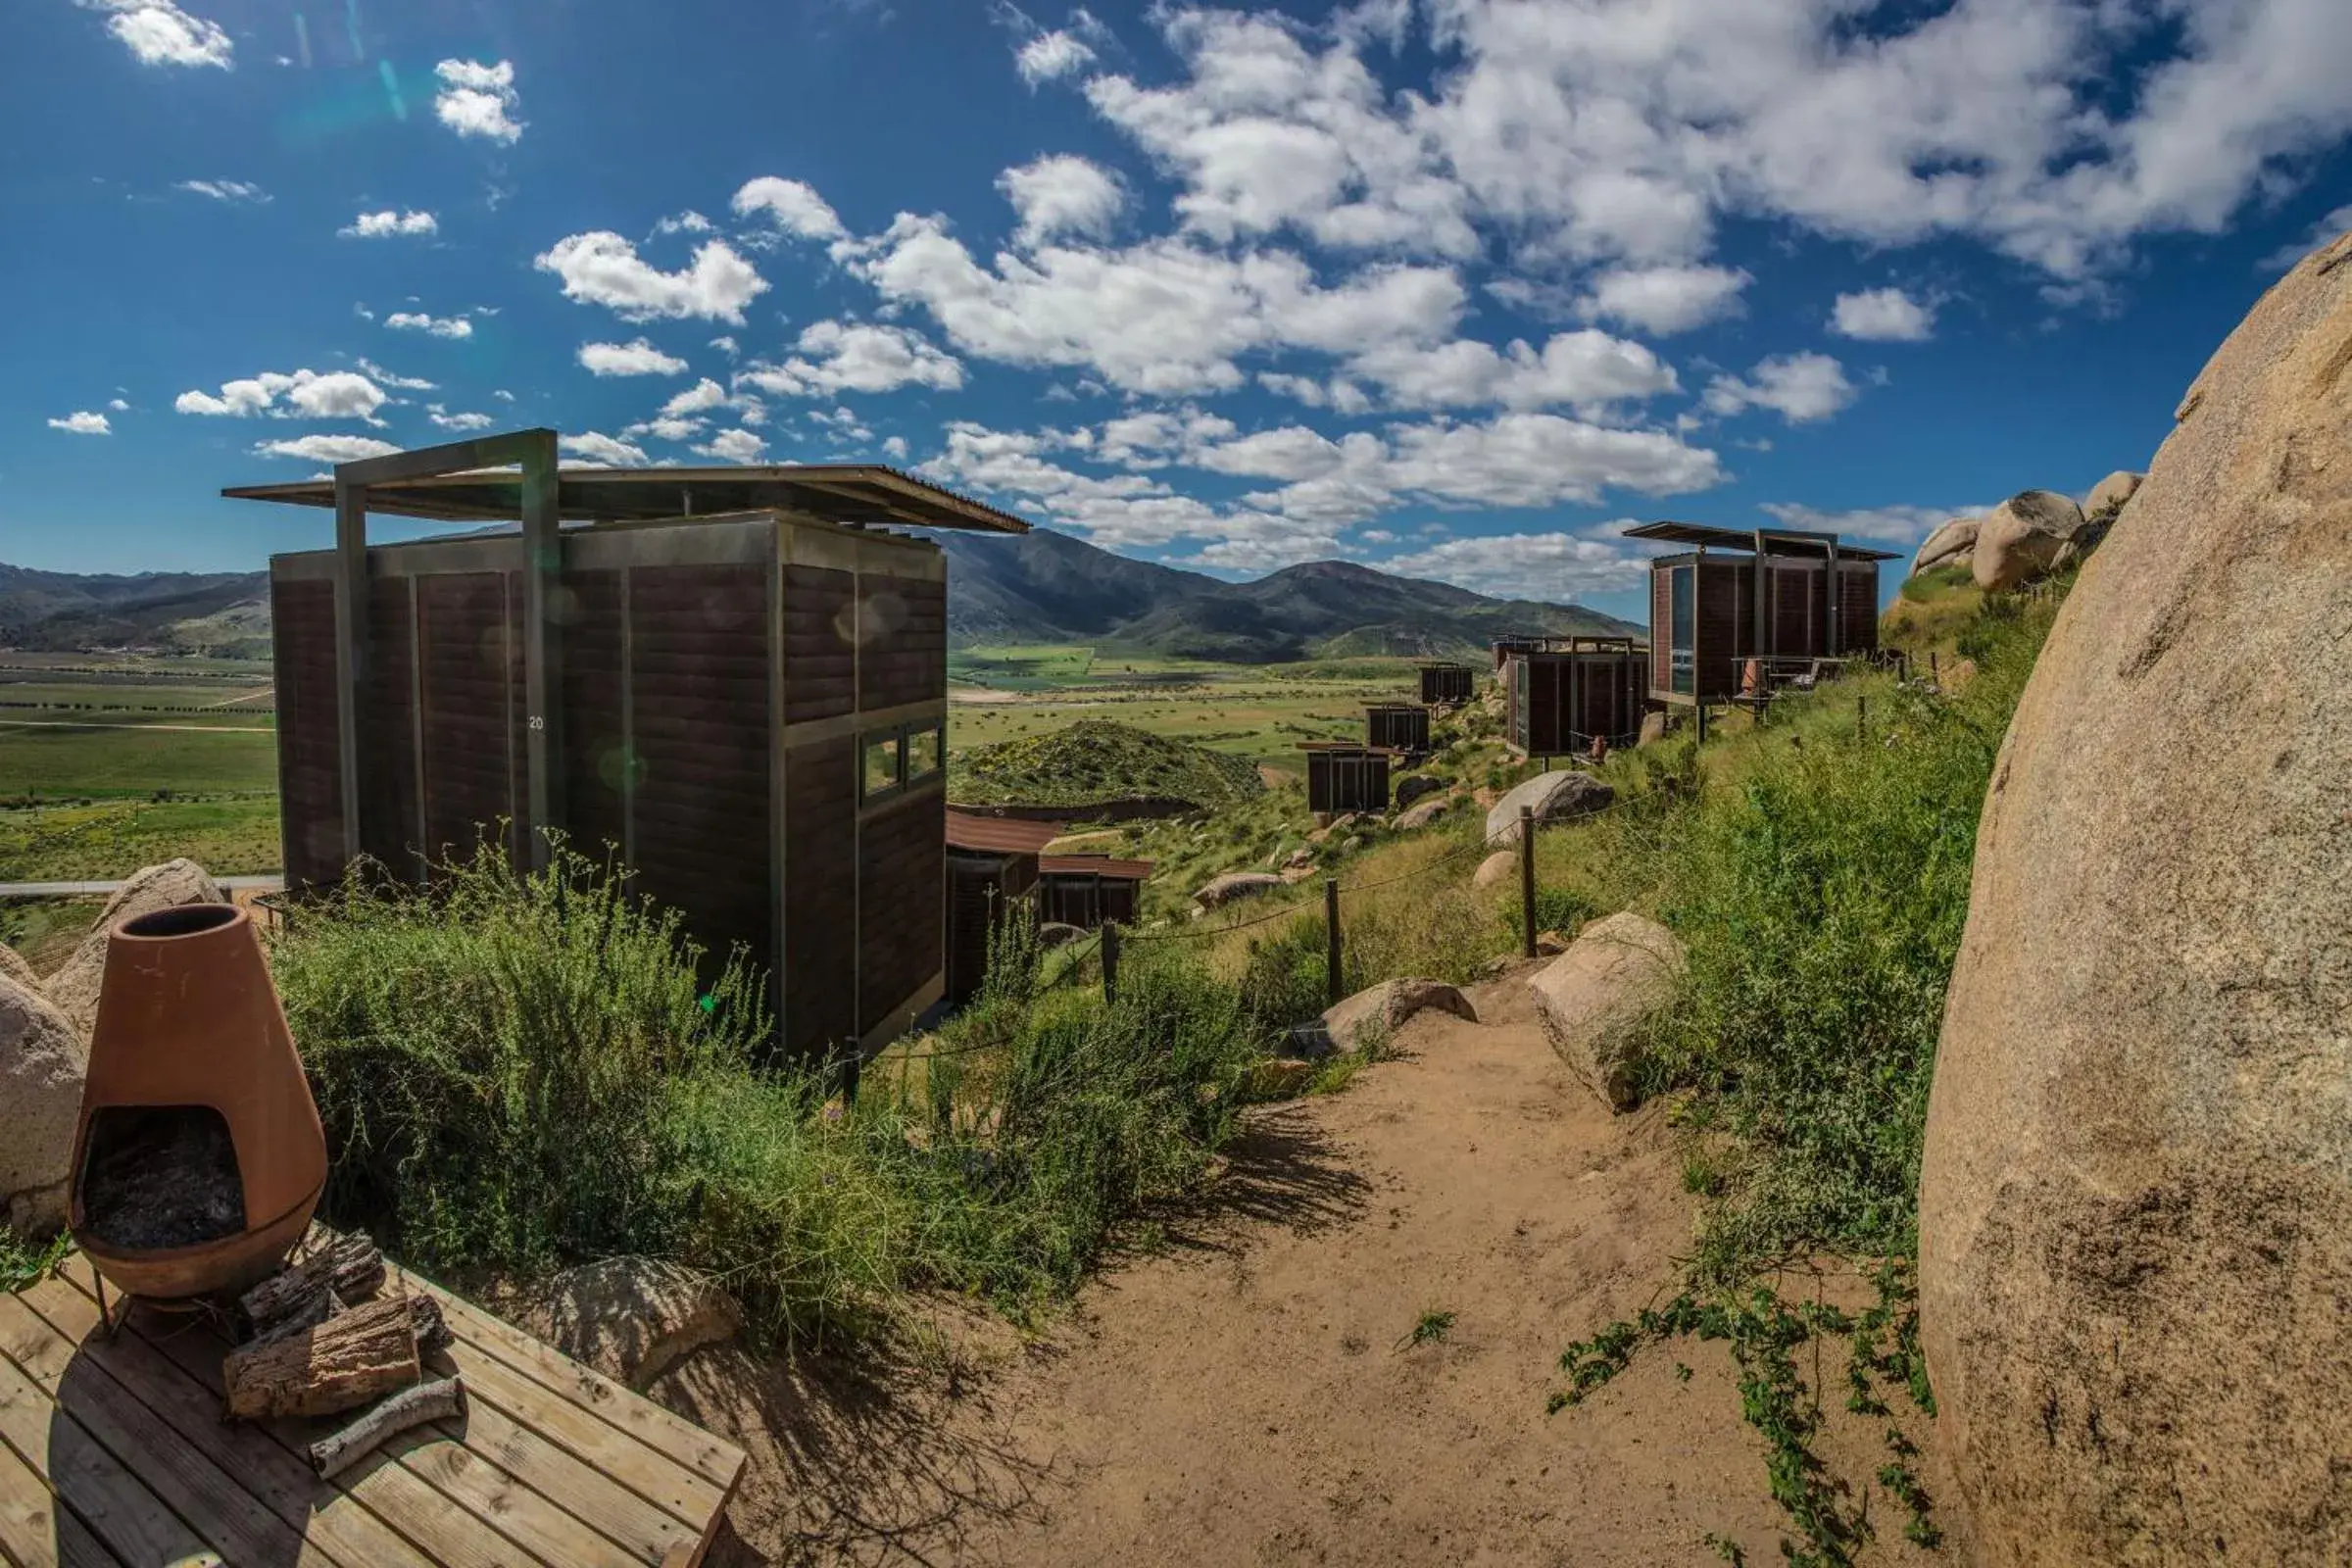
[308,1376,466,1481]
[406,1292,451,1355]
[241,1232,385,1341]
[222,1295,420,1420]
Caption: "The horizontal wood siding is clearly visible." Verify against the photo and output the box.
[1419,665,1473,705]
[946,851,1031,1008]
[858,790,945,1032]
[1366,707,1429,752]
[1841,564,1881,653]
[1650,567,1674,689]
[1306,752,1390,813]
[782,565,856,724]
[858,576,946,711]
[629,564,772,993]
[1769,562,1824,658]
[270,576,343,889]
[784,736,857,1058]
[361,576,422,881]
[416,571,515,867]
[560,568,627,864]
[1695,560,1748,701]
[504,572,530,866]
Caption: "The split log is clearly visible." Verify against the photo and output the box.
[406,1293,451,1356]
[222,1295,420,1420]
[308,1375,466,1481]
[241,1232,385,1341]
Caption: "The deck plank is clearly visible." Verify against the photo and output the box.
[0,1426,125,1568]
[0,1347,216,1568]
[429,1392,701,1565]
[9,1278,443,1568]
[0,1291,346,1567]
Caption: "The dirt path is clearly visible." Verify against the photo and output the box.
[665,969,1949,1566]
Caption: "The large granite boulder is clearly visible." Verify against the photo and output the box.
[1911,514,1982,576]
[45,859,227,1038]
[1471,850,1517,890]
[1292,978,1478,1059]
[1971,489,2086,591]
[1393,796,1451,832]
[522,1257,743,1391]
[1485,770,1613,847]
[1526,912,1683,1111]
[2080,468,2144,525]
[1393,774,1444,810]
[1194,871,1284,909]
[1918,228,2352,1564]
[0,945,39,993]
[0,972,86,1237]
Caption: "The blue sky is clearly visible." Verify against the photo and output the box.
[3,0,2348,625]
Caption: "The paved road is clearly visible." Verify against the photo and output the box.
[0,874,283,898]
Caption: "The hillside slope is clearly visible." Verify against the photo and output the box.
[0,564,270,656]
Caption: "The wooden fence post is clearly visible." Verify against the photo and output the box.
[1519,806,1538,960]
[1857,694,1868,742]
[1101,921,1120,1006]
[1324,878,1343,1007]
[1695,701,1709,745]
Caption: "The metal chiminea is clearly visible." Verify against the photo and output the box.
[69,904,328,1302]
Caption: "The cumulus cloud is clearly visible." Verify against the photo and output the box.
[177,178,267,202]
[694,427,767,464]
[999,154,1125,247]
[1017,29,1098,85]
[174,368,389,422]
[734,321,965,398]
[1758,501,1986,546]
[1703,353,1857,424]
[352,358,434,392]
[2260,203,2352,271]
[535,232,768,323]
[559,431,651,467]
[1345,330,1678,415]
[428,407,495,431]
[340,210,437,238]
[1376,529,1653,600]
[254,434,403,463]
[577,338,689,376]
[386,311,472,339]
[47,411,112,435]
[1832,287,1936,342]
[76,0,231,68]
[731,177,848,242]
[882,434,910,460]
[434,58,523,143]
[1577,265,1750,335]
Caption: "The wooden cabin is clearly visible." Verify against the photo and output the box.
[1037,856,1151,928]
[233,431,1029,1061]
[1500,637,1647,757]
[1301,743,1398,815]
[1625,522,1896,706]
[944,809,1065,1007]
[1365,703,1431,755]
[1417,662,1475,706]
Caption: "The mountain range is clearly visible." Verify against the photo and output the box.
[0,528,1637,663]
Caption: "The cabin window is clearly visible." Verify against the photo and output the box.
[905,724,943,782]
[861,719,947,805]
[1669,564,1695,696]
[861,733,904,800]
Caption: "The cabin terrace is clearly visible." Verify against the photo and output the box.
[1628,521,1895,706]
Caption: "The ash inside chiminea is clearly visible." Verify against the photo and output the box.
[80,1104,246,1250]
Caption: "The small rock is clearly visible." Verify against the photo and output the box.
[1393,797,1450,832]
[523,1257,743,1392]
[0,945,39,993]
[1284,847,1315,870]
[0,971,85,1237]
[46,859,228,1039]
[1194,871,1285,909]
[1278,863,1318,885]
[1526,911,1686,1112]
[1338,835,1365,855]
[1319,978,1477,1054]
[1637,710,1669,749]
[1486,770,1614,847]
[1394,774,1444,810]
[1534,930,1571,956]
[1250,1058,1318,1099]
[1472,850,1517,890]
[1037,922,1087,949]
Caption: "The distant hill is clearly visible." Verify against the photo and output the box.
[0,527,1638,664]
[934,531,1638,662]
[953,719,1266,810]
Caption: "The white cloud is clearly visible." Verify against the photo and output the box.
[1758,501,1986,547]
[177,178,267,202]
[47,411,112,435]
[1703,353,1857,424]
[107,398,129,412]
[433,58,523,144]
[655,211,713,235]
[622,415,707,443]
[492,389,514,401]
[1831,287,1936,342]
[709,335,740,358]
[734,320,965,398]
[385,311,472,339]
[1017,28,1098,85]
[2260,203,2352,271]
[693,428,767,464]
[174,368,388,422]
[662,378,729,416]
[535,232,768,323]
[882,434,909,460]
[559,431,651,467]
[254,434,403,464]
[353,358,434,392]
[730,177,848,242]
[427,407,496,431]
[999,154,1125,248]
[1578,265,1750,335]
[75,0,231,69]
[340,210,437,238]
[1346,329,1678,415]
[1378,529,1652,600]
[577,338,689,376]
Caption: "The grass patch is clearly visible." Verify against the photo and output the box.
[0,721,277,797]
[0,795,281,881]
[0,1231,70,1295]
[1399,1307,1456,1349]
[953,718,1267,811]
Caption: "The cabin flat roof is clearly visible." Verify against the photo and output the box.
[224,463,1030,533]
[946,809,1067,855]
[1625,520,1899,561]
[1040,855,1153,880]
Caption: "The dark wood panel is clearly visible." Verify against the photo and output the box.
[1841,564,1881,653]
[360,576,421,881]
[560,568,628,866]
[416,571,516,869]
[270,576,343,890]
[1695,560,1748,700]
[1649,567,1673,689]
[858,788,944,1032]
[1306,751,1390,814]
[783,735,858,1058]
[857,577,945,711]
[784,565,856,724]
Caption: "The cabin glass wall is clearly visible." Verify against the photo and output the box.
[1669,565,1695,695]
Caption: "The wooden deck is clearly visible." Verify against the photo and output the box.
[0,1251,746,1567]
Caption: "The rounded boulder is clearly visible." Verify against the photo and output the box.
[1970,489,2086,592]
[0,971,86,1237]
[1485,769,1613,847]
[1918,228,2352,1562]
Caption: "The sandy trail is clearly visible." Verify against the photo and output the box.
[666,967,1949,1567]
